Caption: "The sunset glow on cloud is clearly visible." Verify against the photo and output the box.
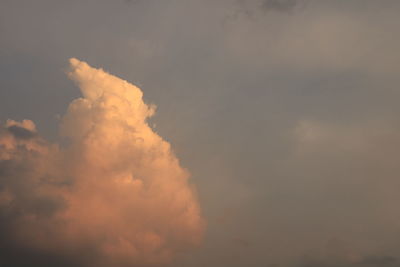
[2,1,400,266]
[0,59,204,266]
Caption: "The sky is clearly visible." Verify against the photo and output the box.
[1,0,400,266]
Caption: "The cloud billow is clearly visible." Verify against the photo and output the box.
[0,58,205,267]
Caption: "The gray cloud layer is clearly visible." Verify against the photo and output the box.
[1,1,400,266]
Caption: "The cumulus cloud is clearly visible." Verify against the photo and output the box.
[0,58,204,267]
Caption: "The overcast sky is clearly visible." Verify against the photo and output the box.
[1,1,400,267]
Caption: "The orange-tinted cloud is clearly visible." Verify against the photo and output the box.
[0,58,205,267]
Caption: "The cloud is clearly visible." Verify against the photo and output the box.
[360,256,397,266]
[261,0,300,13]
[277,118,400,267]
[0,58,205,267]
[291,238,398,267]
[227,0,303,21]
[297,255,398,267]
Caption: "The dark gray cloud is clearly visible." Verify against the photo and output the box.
[298,255,398,267]
[7,125,36,139]
[0,156,69,266]
[124,0,146,5]
[261,0,299,12]
[360,256,398,266]
[229,0,304,20]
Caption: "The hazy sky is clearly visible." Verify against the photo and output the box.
[1,1,400,267]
